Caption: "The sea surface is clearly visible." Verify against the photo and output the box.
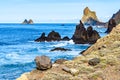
[0,23,107,80]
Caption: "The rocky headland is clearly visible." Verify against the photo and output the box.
[17,24,120,80]
[22,19,34,24]
[81,7,105,26]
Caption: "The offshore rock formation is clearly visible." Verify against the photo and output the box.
[72,20,100,44]
[35,31,70,42]
[105,19,116,33]
[22,19,33,24]
[50,47,71,52]
[35,31,61,42]
[81,7,105,26]
[111,9,120,24]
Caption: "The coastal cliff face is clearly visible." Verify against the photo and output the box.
[17,24,120,80]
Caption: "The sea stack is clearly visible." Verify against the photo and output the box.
[72,20,100,44]
[81,7,104,26]
[22,19,34,24]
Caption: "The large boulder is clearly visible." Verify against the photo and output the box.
[35,32,47,42]
[72,20,100,44]
[88,58,100,66]
[35,56,52,70]
[105,19,116,33]
[47,31,61,41]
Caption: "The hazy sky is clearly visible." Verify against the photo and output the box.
[0,0,120,23]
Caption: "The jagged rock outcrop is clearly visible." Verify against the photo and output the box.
[22,19,34,24]
[81,7,105,26]
[62,36,70,41]
[72,20,100,44]
[35,31,61,42]
[111,9,120,24]
[35,32,47,42]
[35,31,71,42]
[105,19,116,33]
[47,31,61,41]
[35,56,52,70]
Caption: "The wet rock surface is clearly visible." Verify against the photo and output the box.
[50,47,71,51]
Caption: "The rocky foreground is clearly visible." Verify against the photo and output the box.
[17,24,120,80]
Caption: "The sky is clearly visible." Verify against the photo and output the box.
[0,0,120,23]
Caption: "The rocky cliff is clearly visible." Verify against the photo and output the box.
[17,24,120,80]
[81,7,105,26]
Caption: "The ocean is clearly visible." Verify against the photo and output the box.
[0,23,107,80]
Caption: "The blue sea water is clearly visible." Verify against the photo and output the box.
[0,23,107,80]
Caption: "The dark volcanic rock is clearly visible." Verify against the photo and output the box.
[105,19,116,33]
[35,56,52,70]
[72,20,100,44]
[35,32,47,42]
[111,10,120,24]
[54,59,67,64]
[88,58,100,66]
[62,36,70,41]
[47,31,61,41]
[35,31,61,42]
[72,20,87,44]
[87,26,100,44]
[50,47,71,51]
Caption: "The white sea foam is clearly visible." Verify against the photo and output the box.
[49,40,74,47]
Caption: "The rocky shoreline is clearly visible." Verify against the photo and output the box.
[17,23,120,80]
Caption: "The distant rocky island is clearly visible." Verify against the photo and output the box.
[22,19,34,24]
[81,7,105,26]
